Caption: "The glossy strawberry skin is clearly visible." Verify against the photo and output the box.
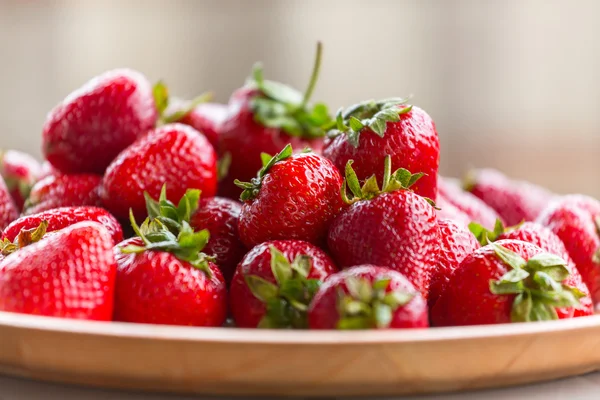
[43,69,157,175]
[218,87,324,200]
[438,176,502,229]
[190,197,246,284]
[497,221,593,317]
[0,221,117,320]
[323,106,439,200]
[435,194,472,227]
[102,123,217,221]
[431,240,580,326]
[0,150,41,210]
[308,265,428,329]
[466,169,555,226]
[328,190,439,298]
[39,161,62,181]
[537,195,600,305]
[238,153,344,247]
[3,206,123,245]
[179,103,227,150]
[0,177,18,231]
[23,174,102,215]
[114,237,227,327]
[428,219,479,308]
[229,240,338,328]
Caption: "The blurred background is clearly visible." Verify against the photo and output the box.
[1,0,599,196]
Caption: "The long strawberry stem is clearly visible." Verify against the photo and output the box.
[299,41,323,109]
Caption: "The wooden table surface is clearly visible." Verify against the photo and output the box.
[2,373,600,400]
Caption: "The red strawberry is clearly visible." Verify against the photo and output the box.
[0,150,41,210]
[308,265,428,329]
[114,213,227,327]
[23,174,102,215]
[172,102,227,150]
[42,69,158,174]
[229,240,337,328]
[431,240,587,326]
[428,219,479,308]
[3,206,123,245]
[0,177,18,231]
[38,161,62,181]
[236,145,343,247]
[464,168,556,226]
[0,221,117,320]
[328,157,439,298]
[438,176,502,229]
[190,197,245,284]
[102,123,217,221]
[536,195,600,305]
[435,194,471,227]
[218,43,331,199]
[323,100,440,200]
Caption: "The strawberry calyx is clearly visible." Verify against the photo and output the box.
[1,220,48,256]
[336,276,415,330]
[144,185,201,235]
[234,144,294,201]
[468,219,525,246]
[247,42,333,140]
[328,98,412,147]
[488,242,584,322]
[123,209,214,277]
[244,245,321,329]
[341,155,432,205]
[152,81,213,125]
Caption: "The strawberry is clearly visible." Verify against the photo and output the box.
[3,206,123,245]
[323,99,440,200]
[166,100,227,150]
[431,240,587,326]
[42,69,158,174]
[190,197,245,284]
[0,221,117,320]
[536,195,600,305]
[229,240,337,328]
[102,123,217,221]
[428,219,479,308]
[435,194,471,227]
[464,168,556,226]
[236,145,343,247]
[218,43,332,199]
[327,157,439,298]
[114,212,227,327]
[438,176,502,229]
[23,174,102,215]
[0,150,41,210]
[308,265,428,329]
[38,161,62,181]
[0,177,18,231]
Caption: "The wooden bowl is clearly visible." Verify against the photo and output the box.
[1,311,599,397]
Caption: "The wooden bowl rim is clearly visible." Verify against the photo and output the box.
[2,311,599,345]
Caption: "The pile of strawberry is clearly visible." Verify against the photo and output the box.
[0,43,598,330]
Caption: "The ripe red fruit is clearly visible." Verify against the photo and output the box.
[428,219,479,308]
[431,240,587,326]
[438,176,502,229]
[0,150,41,210]
[537,195,600,305]
[229,240,337,328]
[464,168,556,226]
[102,123,217,221]
[323,100,440,200]
[0,177,18,231]
[23,174,102,215]
[0,221,117,320]
[435,194,471,227]
[177,103,227,150]
[38,161,62,181]
[3,206,123,245]
[328,157,439,298]
[114,213,227,327]
[308,265,428,329]
[236,145,343,247]
[218,43,331,199]
[190,197,246,284]
[42,69,158,174]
